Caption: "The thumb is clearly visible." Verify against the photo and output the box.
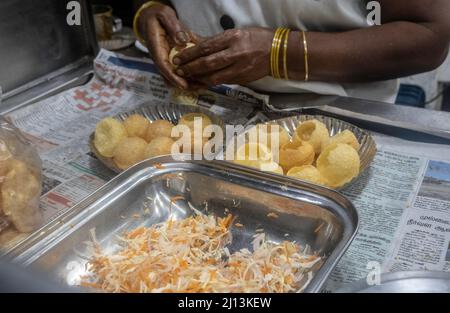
[157,10,191,46]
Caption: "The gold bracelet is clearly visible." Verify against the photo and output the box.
[133,1,163,44]
[282,29,291,80]
[301,30,309,82]
[271,28,288,79]
[270,28,283,79]
[274,28,286,79]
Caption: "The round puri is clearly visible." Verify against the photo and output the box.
[179,113,212,131]
[328,130,360,151]
[145,136,176,159]
[287,165,324,185]
[1,159,42,233]
[145,120,174,143]
[94,117,128,157]
[317,143,360,188]
[123,114,149,139]
[295,120,330,155]
[113,137,147,170]
[279,140,315,173]
[252,124,291,149]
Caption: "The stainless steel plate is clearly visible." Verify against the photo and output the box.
[90,103,224,173]
[250,115,377,189]
[337,271,450,293]
[10,157,359,293]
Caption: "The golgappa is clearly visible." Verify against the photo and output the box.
[287,165,325,185]
[328,129,360,151]
[279,140,315,173]
[94,117,128,157]
[144,136,176,159]
[112,137,147,170]
[123,114,149,139]
[294,120,330,155]
[316,143,360,188]
[145,119,174,143]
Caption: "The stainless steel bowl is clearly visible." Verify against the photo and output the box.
[9,156,359,293]
[90,103,224,173]
[246,115,377,189]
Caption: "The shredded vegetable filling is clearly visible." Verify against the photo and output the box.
[80,214,322,293]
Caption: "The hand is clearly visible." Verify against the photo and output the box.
[173,28,274,86]
[138,4,197,89]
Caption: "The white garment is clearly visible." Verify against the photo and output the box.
[171,0,399,103]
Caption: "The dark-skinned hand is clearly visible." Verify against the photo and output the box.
[138,3,200,89]
[173,27,274,87]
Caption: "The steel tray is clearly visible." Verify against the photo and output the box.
[10,156,359,293]
[242,114,377,189]
[90,103,224,173]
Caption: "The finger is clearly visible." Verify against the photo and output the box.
[187,82,209,91]
[196,64,244,86]
[146,19,188,89]
[189,32,205,45]
[177,50,235,77]
[173,31,237,65]
[155,7,191,46]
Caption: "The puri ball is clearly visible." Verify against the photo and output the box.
[294,120,330,155]
[112,137,147,170]
[145,120,174,143]
[261,162,284,175]
[94,117,128,158]
[144,137,176,159]
[279,140,315,173]
[328,130,360,151]
[287,165,325,185]
[123,114,149,139]
[252,124,291,149]
[179,113,212,132]
[235,143,273,163]
[317,143,360,188]
[1,159,42,233]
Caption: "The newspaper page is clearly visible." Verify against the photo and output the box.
[323,136,450,291]
[1,49,267,247]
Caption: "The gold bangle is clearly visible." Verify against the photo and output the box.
[282,29,291,80]
[133,1,163,44]
[271,28,288,79]
[270,28,283,79]
[301,30,309,82]
[272,28,286,79]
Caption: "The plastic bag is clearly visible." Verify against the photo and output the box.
[0,117,42,238]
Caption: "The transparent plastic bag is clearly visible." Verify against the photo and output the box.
[0,116,43,237]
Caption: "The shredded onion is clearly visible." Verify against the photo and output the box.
[79,214,321,293]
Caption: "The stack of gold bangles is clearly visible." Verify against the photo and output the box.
[271,27,309,82]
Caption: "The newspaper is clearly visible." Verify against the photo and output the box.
[323,135,450,291]
[4,49,450,291]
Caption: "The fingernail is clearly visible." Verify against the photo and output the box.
[176,69,185,76]
[173,57,181,65]
[176,31,190,44]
